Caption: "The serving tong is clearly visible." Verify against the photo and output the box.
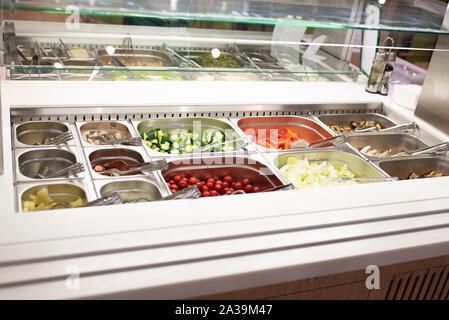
[391,142,449,157]
[33,131,73,145]
[198,136,253,153]
[228,43,273,81]
[328,177,398,183]
[290,135,346,149]
[51,192,123,209]
[86,134,142,146]
[34,162,85,179]
[98,159,168,176]
[230,183,295,195]
[161,43,202,68]
[355,122,417,133]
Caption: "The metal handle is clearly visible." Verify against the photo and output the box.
[308,135,346,148]
[111,137,142,146]
[123,159,168,175]
[262,183,295,192]
[46,162,84,178]
[356,122,417,133]
[228,43,273,80]
[329,177,398,182]
[163,185,201,200]
[198,136,252,152]
[85,192,122,207]
[393,142,449,157]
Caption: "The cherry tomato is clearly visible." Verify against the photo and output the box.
[253,186,261,193]
[242,178,251,186]
[234,182,243,190]
[228,188,235,193]
[173,175,182,183]
[231,182,236,189]
[169,180,175,185]
[202,191,211,197]
[215,179,223,185]
[171,189,178,194]
[223,187,229,193]
[171,184,179,190]
[196,182,202,189]
[215,184,223,193]
[244,184,253,193]
[207,178,216,184]
[206,182,215,190]
[189,177,198,185]
[223,175,233,184]
[201,185,209,192]
[181,177,188,182]
[222,181,229,188]
[210,190,218,196]
[178,181,188,189]
[225,190,233,195]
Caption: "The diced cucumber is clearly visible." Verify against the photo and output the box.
[161,142,170,150]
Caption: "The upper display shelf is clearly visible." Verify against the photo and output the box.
[2,0,449,35]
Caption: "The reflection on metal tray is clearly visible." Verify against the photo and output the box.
[317,113,398,134]
[16,148,82,181]
[272,149,387,184]
[14,121,73,147]
[237,116,334,151]
[98,180,164,203]
[162,155,285,195]
[378,156,449,180]
[346,133,429,160]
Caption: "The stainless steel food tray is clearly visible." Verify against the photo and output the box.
[377,156,449,181]
[265,149,389,188]
[161,154,287,195]
[76,120,138,148]
[345,132,430,161]
[133,117,247,158]
[82,145,156,180]
[316,113,399,135]
[93,177,169,204]
[230,115,335,153]
[13,121,75,148]
[16,179,97,214]
[14,146,88,182]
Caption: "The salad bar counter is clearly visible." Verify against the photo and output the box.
[10,102,449,213]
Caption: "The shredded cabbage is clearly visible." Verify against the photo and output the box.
[280,157,358,189]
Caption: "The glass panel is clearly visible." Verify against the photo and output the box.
[1,0,448,34]
[2,20,361,82]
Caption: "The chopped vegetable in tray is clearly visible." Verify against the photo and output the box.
[280,157,358,189]
[141,128,235,154]
[193,53,244,68]
[22,187,85,212]
[252,128,300,150]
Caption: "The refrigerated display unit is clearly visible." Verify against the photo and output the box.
[1,0,449,299]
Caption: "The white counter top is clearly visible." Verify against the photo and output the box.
[1,80,449,299]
